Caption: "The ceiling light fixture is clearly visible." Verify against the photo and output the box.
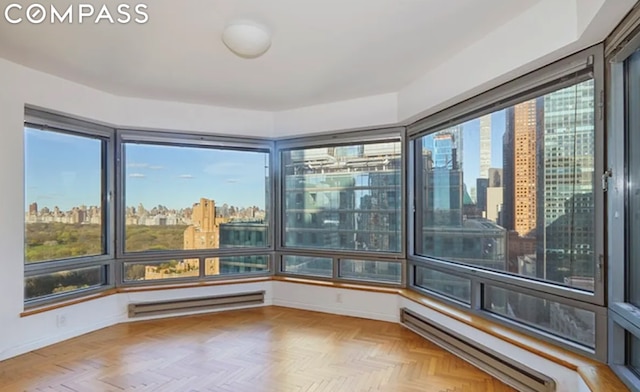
[222,22,271,59]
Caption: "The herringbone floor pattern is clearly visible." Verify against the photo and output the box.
[0,306,515,392]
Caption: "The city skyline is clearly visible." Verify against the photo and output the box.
[422,111,506,197]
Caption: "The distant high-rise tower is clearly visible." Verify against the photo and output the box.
[479,114,492,179]
[184,198,222,250]
[486,168,503,223]
[502,112,514,231]
[537,80,595,283]
[513,100,538,237]
[423,132,464,227]
[183,198,231,275]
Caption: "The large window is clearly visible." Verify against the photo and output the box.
[409,45,604,360]
[24,115,111,304]
[277,135,404,286]
[123,143,269,253]
[25,128,106,263]
[415,79,596,290]
[281,141,402,253]
[23,119,274,303]
[118,133,272,285]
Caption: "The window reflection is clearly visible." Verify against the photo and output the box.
[282,142,402,253]
[418,80,595,291]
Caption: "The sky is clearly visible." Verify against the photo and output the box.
[422,110,506,193]
[461,109,506,192]
[25,128,269,211]
[25,111,508,212]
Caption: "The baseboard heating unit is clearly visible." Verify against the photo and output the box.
[400,308,555,392]
[128,291,265,318]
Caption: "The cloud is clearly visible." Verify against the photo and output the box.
[149,165,164,170]
[178,174,194,179]
[226,179,240,183]
[129,173,146,178]
[127,163,149,168]
[204,162,244,176]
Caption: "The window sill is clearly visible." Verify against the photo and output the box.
[399,289,627,392]
[20,276,271,317]
[21,288,118,317]
[271,275,400,294]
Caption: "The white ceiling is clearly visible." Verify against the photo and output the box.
[0,0,542,111]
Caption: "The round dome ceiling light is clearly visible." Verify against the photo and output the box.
[222,22,271,59]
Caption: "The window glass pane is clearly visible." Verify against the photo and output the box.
[25,266,104,300]
[124,259,200,281]
[24,128,104,263]
[124,144,269,253]
[282,142,401,252]
[628,332,640,376]
[339,259,401,283]
[484,285,595,348]
[417,79,595,291]
[626,50,640,307]
[205,256,269,275]
[415,267,471,304]
[283,255,333,277]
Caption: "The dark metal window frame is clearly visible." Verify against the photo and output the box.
[274,127,407,287]
[23,110,277,306]
[115,129,276,287]
[407,44,607,361]
[24,107,116,307]
[607,3,640,389]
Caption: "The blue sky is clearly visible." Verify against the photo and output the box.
[124,144,268,210]
[421,110,506,193]
[26,111,507,212]
[25,128,103,211]
[461,109,506,192]
[25,128,269,211]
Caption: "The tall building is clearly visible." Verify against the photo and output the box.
[501,113,514,231]
[486,168,503,223]
[537,80,595,284]
[283,143,401,252]
[421,130,506,269]
[184,198,221,250]
[424,132,464,226]
[183,198,229,275]
[476,178,488,215]
[502,103,539,278]
[479,114,492,179]
[513,100,538,237]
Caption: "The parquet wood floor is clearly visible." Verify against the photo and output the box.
[0,306,516,392]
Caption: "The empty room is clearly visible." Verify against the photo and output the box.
[1,1,640,391]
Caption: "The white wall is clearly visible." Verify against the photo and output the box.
[273,93,398,137]
[0,281,272,361]
[272,281,399,323]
